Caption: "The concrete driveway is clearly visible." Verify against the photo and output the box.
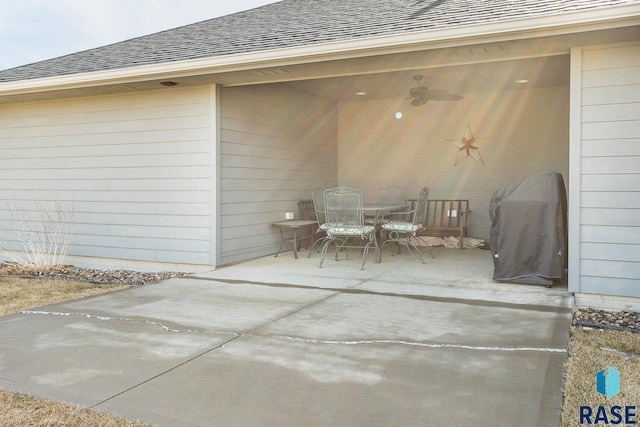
[0,247,573,426]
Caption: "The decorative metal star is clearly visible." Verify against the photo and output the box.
[449,123,485,166]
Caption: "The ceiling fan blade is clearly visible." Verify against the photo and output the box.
[428,89,464,101]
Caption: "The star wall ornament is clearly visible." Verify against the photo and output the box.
[447,123,487,166]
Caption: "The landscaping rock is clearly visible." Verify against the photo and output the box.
[574,307,640,333]
[0,264,187,286]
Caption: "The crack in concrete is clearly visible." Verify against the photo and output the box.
[251,334,568,353]
[20,310,225,335]
[20,310,566,353]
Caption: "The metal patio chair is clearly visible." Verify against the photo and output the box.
[380,186,434,263]
[319,187,379,270]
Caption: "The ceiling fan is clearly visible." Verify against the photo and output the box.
[408,74,464,106]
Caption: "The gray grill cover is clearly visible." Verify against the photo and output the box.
[489,172,567,284]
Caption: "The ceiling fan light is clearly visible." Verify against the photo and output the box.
[411,97,427,106]
[409,86,427,96]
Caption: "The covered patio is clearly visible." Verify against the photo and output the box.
[213,26,586,267]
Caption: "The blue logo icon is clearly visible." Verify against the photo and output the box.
[596,366,620,399]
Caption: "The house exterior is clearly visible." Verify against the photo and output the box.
[0,0,638,309]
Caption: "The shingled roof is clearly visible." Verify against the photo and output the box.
[1,0,638,83]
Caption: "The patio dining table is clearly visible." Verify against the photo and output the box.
[363,203,408,225]
[363,203,408,257]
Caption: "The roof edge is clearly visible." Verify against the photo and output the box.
[1,3,639,97]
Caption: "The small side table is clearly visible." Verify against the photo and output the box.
[272,220,318,258]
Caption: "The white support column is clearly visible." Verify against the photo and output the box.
[209,84,221,267]
[568,46,583,294]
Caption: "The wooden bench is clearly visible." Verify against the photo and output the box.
[418,199,470,249]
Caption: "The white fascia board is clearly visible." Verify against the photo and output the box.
[1,3,639,97]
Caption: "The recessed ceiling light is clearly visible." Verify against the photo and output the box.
[515,79,529,84]
[355,91,367,96]
[160,81,178,87]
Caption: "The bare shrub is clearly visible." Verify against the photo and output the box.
[1,198,74,268]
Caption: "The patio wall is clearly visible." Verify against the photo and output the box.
[337,86,570,241]
[219,84,338,265]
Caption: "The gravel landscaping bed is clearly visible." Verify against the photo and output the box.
[574,307,640,333]
[0,264,187,286]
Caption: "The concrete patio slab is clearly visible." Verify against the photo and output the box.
[0,311,233,408]
[97,335,563,426]
[0,247,573,426]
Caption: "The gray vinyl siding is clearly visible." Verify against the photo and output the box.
[219,84,338,265]
[576,41,640,297]
[0,86,213,266]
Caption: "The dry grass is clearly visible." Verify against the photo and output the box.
[0,276,149,426]
[0,388,149,427]
[0,276,128,317]
[561,327,640,427]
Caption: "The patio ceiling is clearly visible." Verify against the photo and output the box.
[282,55,570,103]
[219,24,638,102]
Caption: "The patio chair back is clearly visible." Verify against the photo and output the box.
[377,186,408,206]
[324,187,364,226]
[311,188,326,225]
